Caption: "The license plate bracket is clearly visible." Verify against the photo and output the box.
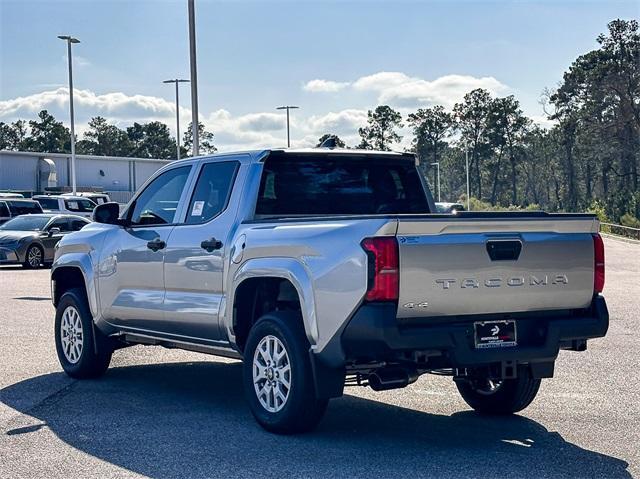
[474,320,517,349]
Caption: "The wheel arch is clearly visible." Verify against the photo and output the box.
[228,258,318,352]
[51,254,98,319]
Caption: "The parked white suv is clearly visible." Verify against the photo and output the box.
[61,192,111,205]
[33,195,97,219]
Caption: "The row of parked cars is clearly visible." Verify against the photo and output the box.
[0,192,110,268]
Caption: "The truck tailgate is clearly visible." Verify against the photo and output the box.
[396,214,599,318]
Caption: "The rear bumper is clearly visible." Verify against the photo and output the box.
[340,295,609,367]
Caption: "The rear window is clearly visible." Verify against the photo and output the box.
[35,197,60,210]
[6,200,44,215]
[255,155,430,217]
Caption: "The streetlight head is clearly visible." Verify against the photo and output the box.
[58,35,80,43]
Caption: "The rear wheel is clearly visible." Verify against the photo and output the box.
[455,374,541,415]
[243,312,328,434]
[55,288,113,379]
[23,244,43,269]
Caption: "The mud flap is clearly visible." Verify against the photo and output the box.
[309,350,345,399]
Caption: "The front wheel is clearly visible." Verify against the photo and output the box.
[455,374,541,415]
[243,312,328,434]
[55,288,113,379]
[23,244,43,269]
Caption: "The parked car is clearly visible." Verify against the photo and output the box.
[435,202,466,213]
[33,195,97,218]
[0,199,44,225]
[61,192,111,205]
[0,192,25,198]
[51,148,608,433]
[0,214,89,268]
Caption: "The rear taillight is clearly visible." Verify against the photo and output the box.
[361,237,399,302]
[593,233,605,293]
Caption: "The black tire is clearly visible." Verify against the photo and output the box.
[55,287,113,379]
[456,374,542,415]
[23,244,43,269]
[243,311,329,434]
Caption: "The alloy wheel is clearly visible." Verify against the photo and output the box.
[60,306,83,364]
[253,335,291,413]
[28,246,42,267]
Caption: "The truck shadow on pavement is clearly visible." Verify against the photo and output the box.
[1,361,631,478]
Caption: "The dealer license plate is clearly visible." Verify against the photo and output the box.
[474,320,517,349]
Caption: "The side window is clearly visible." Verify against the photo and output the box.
[184,161,238,225]
[49,219,72,232]
[65,199,95,212]
[70,219,88,231]
[0,202,9,217]
[36,198,60,210]
[130,166,192,226]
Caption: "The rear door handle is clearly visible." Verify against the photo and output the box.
[201,237,223,253]
[147,238,166,252]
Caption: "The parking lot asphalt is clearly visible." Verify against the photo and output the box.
[1,237,638,478]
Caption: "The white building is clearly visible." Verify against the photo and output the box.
[0,150,170,202]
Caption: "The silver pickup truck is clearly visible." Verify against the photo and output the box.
[51,148,608,433]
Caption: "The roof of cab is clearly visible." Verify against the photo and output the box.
[171,147,414,165]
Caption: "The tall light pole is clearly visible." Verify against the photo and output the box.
[163,79,190,160]
[276,105,299,147]
[431,162,441,202]
[188,0,200,156]
[58,35,80,194]
[465,146,470,210]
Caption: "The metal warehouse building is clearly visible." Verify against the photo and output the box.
[0,150,170,202]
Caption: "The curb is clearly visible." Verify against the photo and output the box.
[600,232,640,245]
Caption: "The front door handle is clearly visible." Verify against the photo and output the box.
[201,237,223,253]
[147,238,166,252]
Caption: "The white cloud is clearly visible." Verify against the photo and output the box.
[303,79,350,93]
[0,87,185,121]
[309,71,509,109]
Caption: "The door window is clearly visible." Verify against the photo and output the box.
[130,166,192,226]
[48,218,72,232]
[36,197,60,210]
[65,199,96,212]
[0,202,9,217]
[70,219,89,231]
[185,162,238,225]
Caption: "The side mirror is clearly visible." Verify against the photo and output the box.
[93,202,121,225]
[48,227,61,237]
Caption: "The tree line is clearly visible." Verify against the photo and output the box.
[1,19,637,224]
[331,19,638,226]
[0,112,216,159]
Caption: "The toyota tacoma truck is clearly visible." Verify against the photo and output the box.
[51,148,608,433]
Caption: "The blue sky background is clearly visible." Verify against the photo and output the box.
[1,0,638,150]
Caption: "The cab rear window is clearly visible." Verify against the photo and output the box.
[255,155,430,217]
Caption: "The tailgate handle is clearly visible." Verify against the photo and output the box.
[486,240,522,261]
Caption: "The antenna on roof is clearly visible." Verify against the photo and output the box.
[319,135,339,149]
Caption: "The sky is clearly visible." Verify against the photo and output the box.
[0,0,638,151]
